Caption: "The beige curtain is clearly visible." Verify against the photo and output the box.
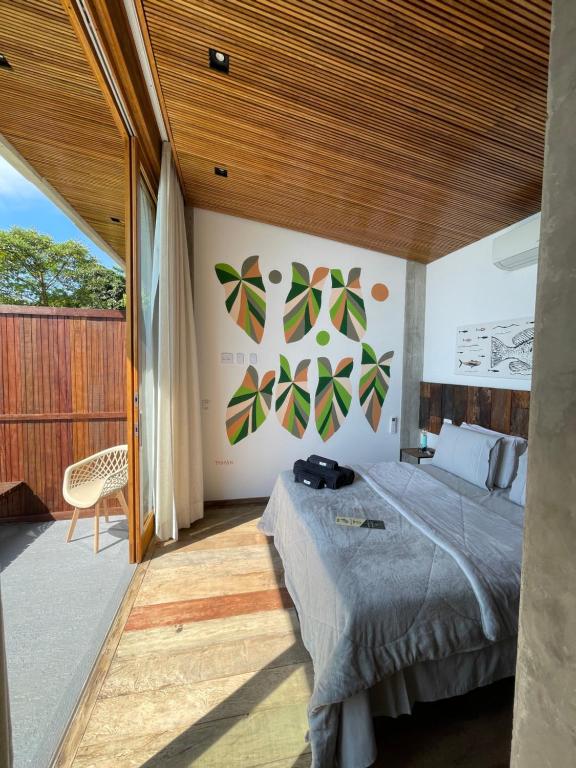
[0,587,12,768]
[154,143,203,540]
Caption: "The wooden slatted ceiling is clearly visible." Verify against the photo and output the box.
[139,0,550,262]
[0,0,126,259]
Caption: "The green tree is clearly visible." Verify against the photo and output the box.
[0,227,125,309]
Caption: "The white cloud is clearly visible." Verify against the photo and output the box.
[0,156,42,204]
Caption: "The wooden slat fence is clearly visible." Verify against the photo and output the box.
[0,305,127,518]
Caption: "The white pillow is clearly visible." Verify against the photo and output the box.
[509,449,528,506]
[460,423,527,489]
[432,423,502,490]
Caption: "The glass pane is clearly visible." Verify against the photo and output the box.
[138,180,157,527]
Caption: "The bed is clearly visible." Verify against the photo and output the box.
[258,459,524,768]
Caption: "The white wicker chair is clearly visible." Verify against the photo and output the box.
[63,445,129,553]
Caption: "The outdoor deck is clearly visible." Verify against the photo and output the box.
[0,513,134,768]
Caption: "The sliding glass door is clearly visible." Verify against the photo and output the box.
[126,134,159,562]
[137,178,157,545]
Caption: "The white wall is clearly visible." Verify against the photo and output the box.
[194,209,407,500]
[423,215,539,392]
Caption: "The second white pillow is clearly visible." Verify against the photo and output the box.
[432,423,502,490]
[460,422,527,489]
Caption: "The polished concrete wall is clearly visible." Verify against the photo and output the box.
[511,0,576,764]
[400,261,426,449]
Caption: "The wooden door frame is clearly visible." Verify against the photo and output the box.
[63,0,161,563]
[125,137,156,563]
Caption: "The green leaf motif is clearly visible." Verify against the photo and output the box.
[283,263,329,343]
[226,366,275,445]
[315,357,354,442]
[359,344,394,431]
[215,255,266,343]
[275,356,311,439]
[329,268,367,341]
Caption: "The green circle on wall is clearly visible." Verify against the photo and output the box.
[316,330,330,346]
[269,269,282,284]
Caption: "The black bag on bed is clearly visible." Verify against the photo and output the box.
[293,464,325,489]
[307,454,339,470]
[293,458,355,490]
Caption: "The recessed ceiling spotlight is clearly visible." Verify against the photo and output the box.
[214,166,228,178]
[0,54,12,70]
[110,216,121,223]
[209,48,229,74]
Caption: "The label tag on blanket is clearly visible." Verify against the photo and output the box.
[336,516,385,529]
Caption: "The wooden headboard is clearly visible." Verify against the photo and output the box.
[419,382,530,438]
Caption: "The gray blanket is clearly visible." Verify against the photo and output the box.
[258,461,523,767]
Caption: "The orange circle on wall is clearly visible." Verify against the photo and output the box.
[371,283,389,301]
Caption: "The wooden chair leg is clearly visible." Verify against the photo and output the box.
[66,508,80,543]
[94,501,100,554]
[116,491,129,516]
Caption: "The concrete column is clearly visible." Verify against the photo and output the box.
[510,1,576,765]
[400,261,426,449]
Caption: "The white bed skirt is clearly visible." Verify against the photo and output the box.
[338,639,516,768]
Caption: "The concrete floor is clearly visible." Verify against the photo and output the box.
[0,515,135,768]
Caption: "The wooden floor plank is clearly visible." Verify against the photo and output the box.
[80,664,313,745]
[160,528,270,553]
[73,704,310,768]
[100,632,310,698]
[148,543,281,572]
[115,608,302,660]
[127,586,293,630]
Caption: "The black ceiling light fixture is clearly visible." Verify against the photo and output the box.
[209,48,229,74]
[0,53,12,70]
[214,166,228,178]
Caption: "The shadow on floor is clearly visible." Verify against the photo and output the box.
[139,644,313,767]
[0,520,54,571]
[0,514,128,570]
[372,677,514,767]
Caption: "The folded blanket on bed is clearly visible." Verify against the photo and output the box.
[293,459,355,490]
[259,461,523,768]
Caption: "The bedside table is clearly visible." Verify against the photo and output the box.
[400,447,435,464]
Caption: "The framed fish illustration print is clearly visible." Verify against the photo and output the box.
[455,317,534,378]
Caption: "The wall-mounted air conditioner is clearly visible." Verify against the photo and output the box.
[492,214,540,271]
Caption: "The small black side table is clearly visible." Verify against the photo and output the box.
[400,447,435,464]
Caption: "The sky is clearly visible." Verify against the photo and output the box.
[0,155,118,269]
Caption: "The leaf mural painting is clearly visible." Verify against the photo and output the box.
[226,366,276,445]
[359,344,394,432]
[315,357,354,441]
[329,268,367,341]
[283,263,329,343]
[215,255,266,343]
[275,356,311,438]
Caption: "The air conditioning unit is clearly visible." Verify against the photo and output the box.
[492,214,540,271]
